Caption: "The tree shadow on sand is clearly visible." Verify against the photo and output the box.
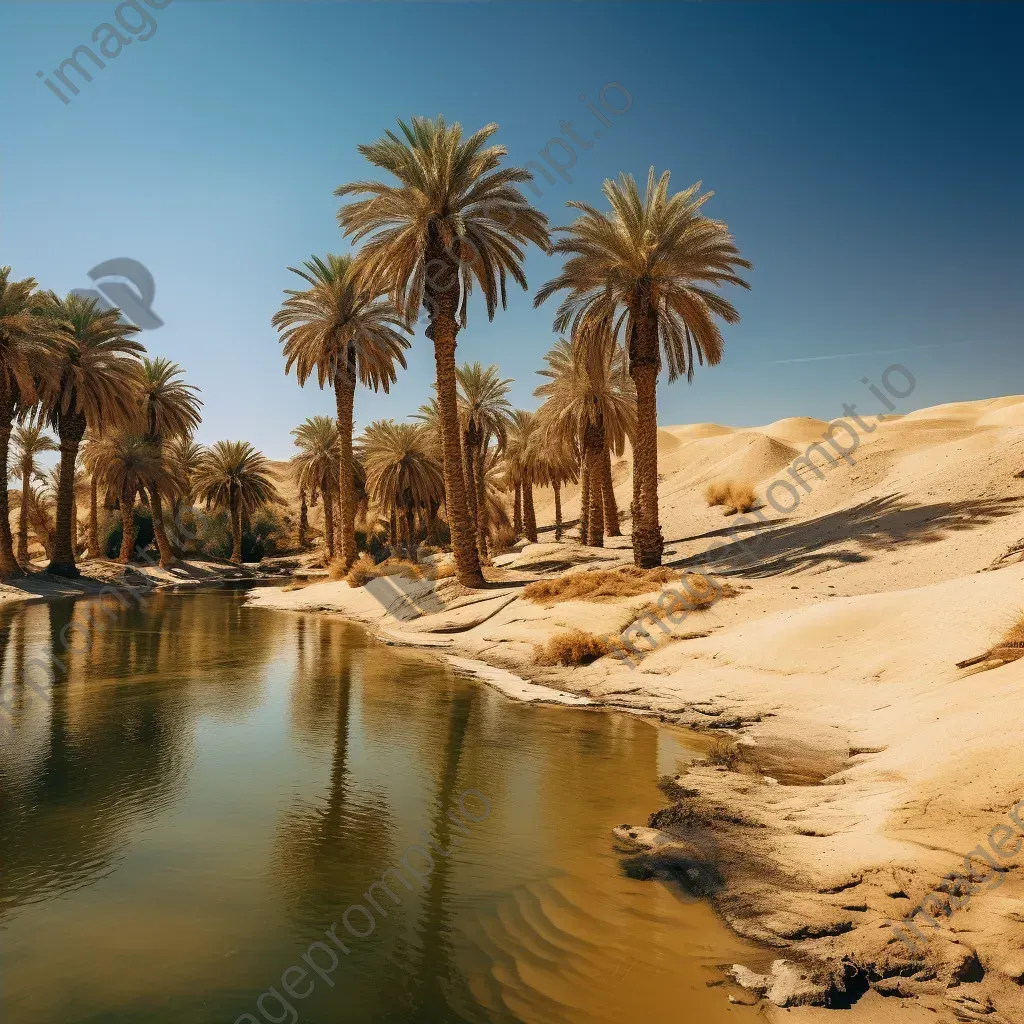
[669,494,1024,578]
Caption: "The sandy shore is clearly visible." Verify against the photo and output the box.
[0,555,278,608]
[248,394,1024,1023]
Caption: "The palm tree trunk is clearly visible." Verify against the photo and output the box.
[388,507,397,551]
[579,457,591,543]
[334,350,358,572]
[230,495,243,564]
[425,238,484,588]
[513,482,523,537]
[71,491,79,557]
[602,446,621,537]
[474,440,490,564]
[323,488,336,560]
[584,423,605,547]
[628,295,664,567]
[523,478,537,543]
[0,389,21,578]
[148,483,175,568]
[553,481,563,542]
[461,428,479,540]
[88,475,100,558]
[404,502,416,563]
[299,490,309,548]
[48,411,86,576]
[17,459,30,568]
[118,485,135,563]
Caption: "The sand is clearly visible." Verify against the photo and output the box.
[248,393,1024,1023]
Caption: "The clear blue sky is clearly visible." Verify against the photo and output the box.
[1,1,1021,458]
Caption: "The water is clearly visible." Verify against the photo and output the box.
[0,592,765,1023]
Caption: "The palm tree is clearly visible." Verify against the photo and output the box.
[84,433,178,564]
[290,416,340,560]
[36,293,145,575]
[337,116,549,587]
[9,424,57,568]
[534,336,635,546]
[192,441,281,564]
[164,435,205,553]
[457,362,512,563]
[0,268,59,577]
[530,433,579,543]
[359,420,444,563]
[536,170,750,567]
[137,357,202,567]
[504,410,539,543]
[273,254,409,572]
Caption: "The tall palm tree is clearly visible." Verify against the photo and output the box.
[84,432,179,564]
[0,268,59,577]
[273,254,409,572]
[192,441,281,564]
[536,170,750,567]
[290,416,341,560]
[9,423,57,567]
[534,336,635,546]
[457,362,512,563]
[36,293,145,575]
[504,410,539,543]
[359,420,444,563]
[164,435,205,553]
[337,115,549,587]
[530,432,579,543]
[137,357,202,567]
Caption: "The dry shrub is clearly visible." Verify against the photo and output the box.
[706,738,741,769]
[523,565,679,605]
[726,483,757,514]
[706,479,758,514]
[490,523,516,555]
[430,560,457,579]
[705,481,732,507]
[958,610,1024,670]
[345,554,381,587]
[533,629,611,666]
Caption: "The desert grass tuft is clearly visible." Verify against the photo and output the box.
[345,554,381,587]
[533,629,611,666]
[490,524,517,555]
[706,737,741,769]
[704,481,732,506]
[706,479,758,515]
[523,566,680,606]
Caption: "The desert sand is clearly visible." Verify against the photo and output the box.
[249,393,1024,1023]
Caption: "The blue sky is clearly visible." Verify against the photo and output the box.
[1,1,1021,459]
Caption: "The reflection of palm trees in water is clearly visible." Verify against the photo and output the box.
[273,616,396,928]
[273,615,486,1020]
[0,593,278,918]
[404,684,477,1022]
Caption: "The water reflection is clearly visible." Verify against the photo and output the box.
[0,593,766,1023]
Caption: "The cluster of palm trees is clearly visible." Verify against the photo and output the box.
[0,271,282,576]
[276,116,749,585]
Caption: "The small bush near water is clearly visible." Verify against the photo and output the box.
[706,737,742,769]
[533,629,611,666]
